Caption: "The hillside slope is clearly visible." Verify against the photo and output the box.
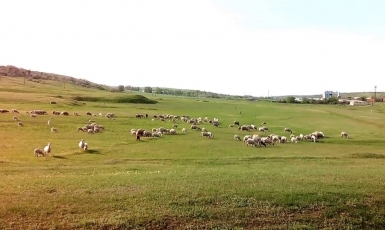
[0,65,107,90]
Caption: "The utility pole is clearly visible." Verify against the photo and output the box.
[374,86,377,102]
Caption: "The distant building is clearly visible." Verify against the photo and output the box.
[349,100,368,106]
[323,90,339,99]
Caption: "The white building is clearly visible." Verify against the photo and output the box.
[323,90,340,99]
[349,100,368,106]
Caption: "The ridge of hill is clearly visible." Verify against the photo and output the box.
[0,65,108,91]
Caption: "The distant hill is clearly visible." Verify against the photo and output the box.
[0,65,108,90]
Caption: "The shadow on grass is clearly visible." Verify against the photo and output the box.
[85,149,101,154]
[52,155,67,159]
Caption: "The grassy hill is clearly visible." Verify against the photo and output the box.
[1,75,385,229]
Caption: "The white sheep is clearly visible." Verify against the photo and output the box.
[341,131,349,138]
[43,143,52,156]
[47,119,51,125]
[169,129,176,135]
[79,139,85,149]
[182,128,187,133]
[51,127,58,132]
[234,134,241,141]
[280,136,287,143]
[83,142,88,151]
[290,136,298,143]
[30,114,36,118]
[34,148,45,157]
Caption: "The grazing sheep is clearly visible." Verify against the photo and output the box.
[341,131,349,138]
[169,129,176,135]
[290,136,298,143]
[182,128,187,133]
[13,116,18,121]
[86,112,92,116]
[238,125,250,131]
[311,135,317,142]
[261,122,266,125]
[79,139,85,149]
[83,142,88,151]
[280,136,288,143]
[50,101,56,104]
[51,127,58,132]
[18,122,24,127]
[201,131,213,138]
[60,111,69,116]
[73,112,79,116]
[43,143,52,156]
[284,128,293,134]
[87,129,94,134]
[234,134,241,141]
[234,121,240,126]
[34,148,45,157]
[11,109,19,114]
[99,113,103,116]
[246,138,256,147]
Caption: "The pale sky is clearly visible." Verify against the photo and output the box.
[1,0,385,96]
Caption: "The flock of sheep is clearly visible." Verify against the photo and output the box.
[0,107,351,157]
[0,108,118,157]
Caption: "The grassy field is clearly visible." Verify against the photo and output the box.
[1,76,385,229]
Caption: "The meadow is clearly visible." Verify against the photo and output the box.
[1,76,385,229]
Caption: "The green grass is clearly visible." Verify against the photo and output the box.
[1,76,385,229]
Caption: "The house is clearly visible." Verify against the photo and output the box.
[349,100,368,106]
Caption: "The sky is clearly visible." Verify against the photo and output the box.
[1,0,385,96]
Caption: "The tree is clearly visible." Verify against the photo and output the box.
[117,85,125,92]
[327,97,338,104]
[144,86,152,93]
[286,96,296,103]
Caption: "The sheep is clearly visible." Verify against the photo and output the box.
[47,119,51,125]
[83,142,88,151]
[311,135,317,142]
[261,122,266,125]
[172,124,178,129]
[50,101,57,104]
[77,127,85,132]
[43,143,52,156]
[136,129,146,137]
[73,112,79,116]
[202,127,208,132]
[169,129,176,135]
[34,148,45,157]
[238,125,250,131]
[11,109,19,114]
[87,129,94,134]
[228,124,234,128]
[243,135,252,143]
[284,128,293,134]
[60,111,69,116]
[99,113,103,116]
[246,138,256,147]
[51,127,58,132]
[234,134,241,141]
[290,136,298,143]
[341,131,349,138]
[233,121,240,126]
[182,128,187,133]
[30,114,37,118]
[79,139,85,149]
[201,131,213,138]
[280,136,288,143]
[86,112,92,116]
[17,122,24,127]
[13,116,19,121]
